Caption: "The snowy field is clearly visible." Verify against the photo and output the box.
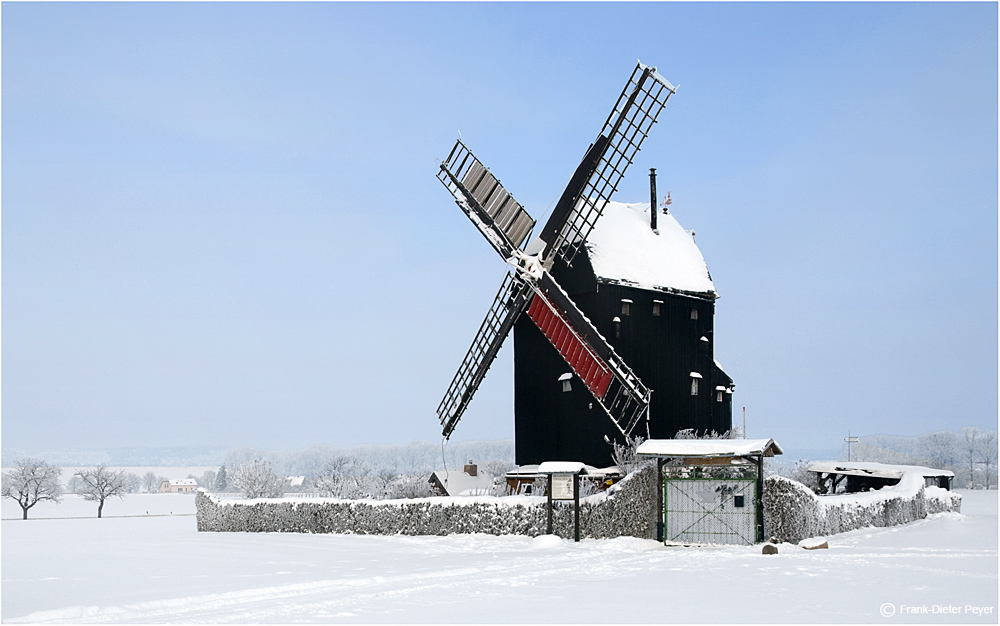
[2,491,996,623]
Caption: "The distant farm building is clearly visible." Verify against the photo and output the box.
[429,462,495,496]
[160,479,198,493]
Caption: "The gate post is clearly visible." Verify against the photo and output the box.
[547,474,553,535]
[755,454,765,543]
[656,458,664,542]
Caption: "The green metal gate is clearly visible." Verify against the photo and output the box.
[663,477,757,545]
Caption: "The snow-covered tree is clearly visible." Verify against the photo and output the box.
[978,430,998,489]
[75,465,130,518]
[216,465,228,492]
[961,427,981,487]
[142,471,159,493]
[122,472,142,494]
[921,431,959,469]
[199,469,217,491]
[231,459,285,499]
[1,458,63,520]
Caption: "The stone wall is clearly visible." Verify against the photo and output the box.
[196,464,658,539]
[763,473,963,544]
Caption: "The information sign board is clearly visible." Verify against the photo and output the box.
[551,475,575,500]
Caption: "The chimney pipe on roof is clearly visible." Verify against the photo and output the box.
[649,168,658,232]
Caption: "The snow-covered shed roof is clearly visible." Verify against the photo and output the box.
[636,438,783,458]
[537,461,588,474]
[584,202,717,299]
[429,470,495,496]
[505,464,621,478]
[806,461,954,480]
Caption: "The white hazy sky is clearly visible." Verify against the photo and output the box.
[3,3,996,458]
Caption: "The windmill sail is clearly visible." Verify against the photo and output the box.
[546,62,677,266]
[437,271,534,439]
[438,140,536,260]
[527,272,651,436]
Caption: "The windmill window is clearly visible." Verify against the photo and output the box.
[559,372,573,393]
[652,300,662,317]
[690,308,699,320]
[620,299,632,316]
[613,316,621,339]
[716,386,727,402]
[690,372,702,396]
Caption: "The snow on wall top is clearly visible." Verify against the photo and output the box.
[584,202,717,298]
[636,438,783,458]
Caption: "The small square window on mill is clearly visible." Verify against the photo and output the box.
[652,300,662,316]
[690,308,699,320]
[621,299,632,316]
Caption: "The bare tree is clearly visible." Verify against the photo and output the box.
[2,458,63,520]
[231,459,285,499]
[75,465,129,518]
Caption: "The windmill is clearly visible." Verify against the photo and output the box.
[435,61,677,446]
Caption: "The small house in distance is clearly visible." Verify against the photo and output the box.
[160,479,198,493]
[807,461,954,493]
[429,462,495,496]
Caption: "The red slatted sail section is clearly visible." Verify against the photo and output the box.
[526,293,613,399]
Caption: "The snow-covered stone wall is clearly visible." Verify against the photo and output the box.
[196,464,658,539]
[763,474,962,544]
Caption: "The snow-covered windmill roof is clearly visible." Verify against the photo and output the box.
[584,202,717,298]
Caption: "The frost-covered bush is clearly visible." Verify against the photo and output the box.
[763,473,962,544]
[610,435,649,475]
[195,463,660,540]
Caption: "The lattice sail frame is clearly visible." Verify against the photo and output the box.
[436,271,533,438]
[550,63,677,267]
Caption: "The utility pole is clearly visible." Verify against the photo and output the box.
[845,431,859,462]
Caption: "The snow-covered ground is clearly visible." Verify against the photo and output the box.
[2,491,996,623]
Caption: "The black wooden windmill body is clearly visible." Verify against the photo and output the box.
[435,63,729,466]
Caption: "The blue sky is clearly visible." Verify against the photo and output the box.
[3,2,996,459]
